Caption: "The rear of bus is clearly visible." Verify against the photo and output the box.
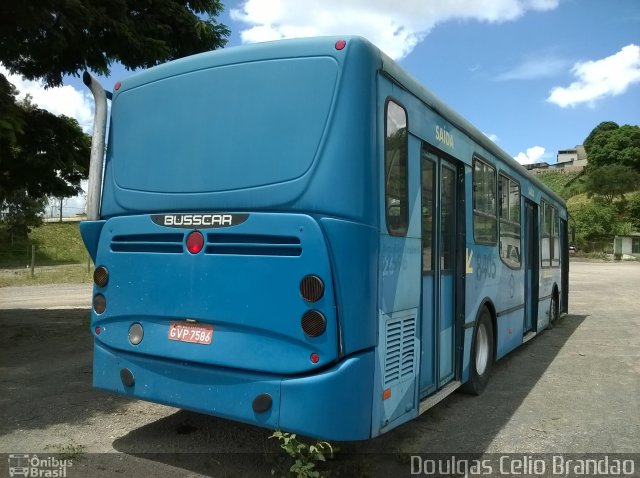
[80,37,381,440]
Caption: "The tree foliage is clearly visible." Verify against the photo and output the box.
[0,77,91,207]
[567,121,640,250]
[1,0,229,234]
[572,198,618,241]
[1,189,47,238]
[584,164,640,204]
[627,192,640,231]
[0,0,230,87]
[584,121,640,173]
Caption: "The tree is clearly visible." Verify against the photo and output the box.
[1,189,46,238]
[584,164,640,204]
[0,86,91,207]
[0,0,230,87]
[627,193,640,230]
[1,1,229,232]
[584,122,640,173]
[572,199,618,242]
[0,75,24,187]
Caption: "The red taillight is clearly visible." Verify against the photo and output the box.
[93,294,106,314]
[114,81,121,90]
[335,40,346,50]
[310,353,319,364]
[95,326,101,335]
[186,231,204,254]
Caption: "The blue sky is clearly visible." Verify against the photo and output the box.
[221,0,640,165]
[3,0,639,174]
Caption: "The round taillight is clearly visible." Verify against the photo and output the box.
[186,231,204,254]
[95,326,101,335]
[301,310,326,337]
[335,40,346,50]
[310,353,320,364]
[300,275,324,302]
[94,266,109,287]
[129,323,144,345]
[93,294,106,314]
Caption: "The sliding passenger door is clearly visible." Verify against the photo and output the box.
[419,147,463,396]
[524,199,539,333]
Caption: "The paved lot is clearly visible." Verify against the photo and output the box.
[0,261,638,477]
[0,283,91,309]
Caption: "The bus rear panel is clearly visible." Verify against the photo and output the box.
[82,38,381,440]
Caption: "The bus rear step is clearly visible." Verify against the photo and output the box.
[418,380,461,415]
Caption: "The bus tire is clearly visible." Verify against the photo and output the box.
[461,307,494,396]
[549,290,559,324]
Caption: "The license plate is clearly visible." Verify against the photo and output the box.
[168,321,213,345]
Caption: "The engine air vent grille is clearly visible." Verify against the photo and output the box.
[383,316,416,386]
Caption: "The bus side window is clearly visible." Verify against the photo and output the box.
[385,100,408,236]
[551,206,560,267]
[473,157,497,244]
[499,174,521,268]
[541,201,552,268]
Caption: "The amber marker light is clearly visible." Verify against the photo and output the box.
[94,266,109,287]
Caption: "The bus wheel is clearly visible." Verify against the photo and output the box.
[549,291,559,324]
[461,307,494,396]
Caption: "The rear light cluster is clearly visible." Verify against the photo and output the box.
[93,265,109,315]
[92,264,146,346]
[299,275,327,340]
[94,266,109,287]
[301,310,326,337]
[300,275,324,302]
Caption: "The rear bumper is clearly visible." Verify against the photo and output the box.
[94,340,374,440]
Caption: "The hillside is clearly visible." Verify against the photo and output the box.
[0,222,89,268]
[537,170,585,199]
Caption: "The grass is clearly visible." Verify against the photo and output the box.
[0,222,94,287]
[0,263,93,287]
[46,441,87,461]
[0,222,90,268]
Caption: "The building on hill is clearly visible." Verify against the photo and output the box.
[556,145,588,171]
[524,145,588,176]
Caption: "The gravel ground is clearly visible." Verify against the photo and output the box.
[0,261,638,477]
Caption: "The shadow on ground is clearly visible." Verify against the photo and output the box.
[0,309,134,436]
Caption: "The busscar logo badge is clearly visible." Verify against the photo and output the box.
[151,213,249,229]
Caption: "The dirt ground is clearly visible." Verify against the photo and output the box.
[0,261,638,477]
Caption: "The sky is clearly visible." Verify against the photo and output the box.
[2,0,639,214]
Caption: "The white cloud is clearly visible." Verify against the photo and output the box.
[484,132,500,143]
[231,0,559,60]
[514,146,546,165]
[547,44,640,108]
[496,56,570,81]
[0,64,93,132]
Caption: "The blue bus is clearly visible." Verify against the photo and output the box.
[81,36,568,441]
